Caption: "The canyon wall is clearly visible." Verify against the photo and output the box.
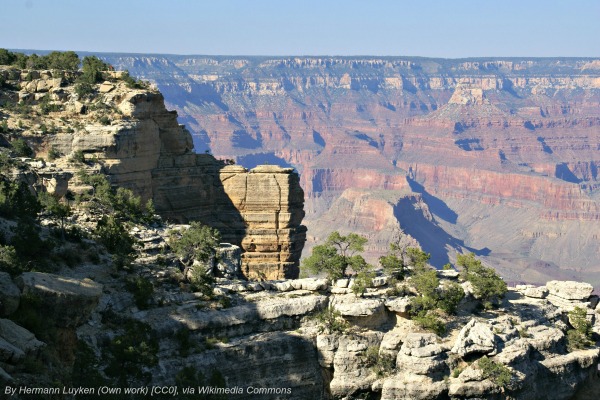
[1,67,306,279]
[101,55,600,286]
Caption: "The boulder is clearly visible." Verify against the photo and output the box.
[546,280,593,301]
[0,272,20,317]
[384,297,411,314]
[396,333,447,376]
[523,286,549,299]
[334,297,384,318]
[335,278,349,288]
[215,243,241,278]
[451,318,496,357]
[99,82,115,93]
[0,319,44,357]
[290,278,328,291]
[16,272,102,327]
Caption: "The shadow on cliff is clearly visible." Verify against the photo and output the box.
[154,156,246,255]
[394,196,490,268]
[407,178,458,224]
[161,297,326,399]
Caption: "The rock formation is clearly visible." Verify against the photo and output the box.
[101,55,600,287]
[0,67,306,279]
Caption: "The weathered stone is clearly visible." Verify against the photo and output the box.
[329,332,383,397]
[372,276,388,287]
[395,333,448,377]
[384,296,411,314]
[381,374,447,400]
[98,81,115,93]
[289,278,328,291]
[0,319,44,361]
[335,278,349,288]
[451,318,496,357]
[521,285,549,299]
[215,243,241,278]
[316,334,338,368]
[0,272,20,317]
[16,272,102,327]
[333,297,384,317]
[546,280,593,301]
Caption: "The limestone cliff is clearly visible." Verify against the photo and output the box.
[0,66,306,279]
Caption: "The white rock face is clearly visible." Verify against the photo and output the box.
[333,297,384,317]
[546,280,593,301]
[451,318,496,356]
[384,297,411,313]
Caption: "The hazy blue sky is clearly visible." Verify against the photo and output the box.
[1,0,599,57]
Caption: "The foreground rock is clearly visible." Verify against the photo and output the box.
[16,272,102,327]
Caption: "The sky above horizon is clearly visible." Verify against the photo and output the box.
[1,0,599,58]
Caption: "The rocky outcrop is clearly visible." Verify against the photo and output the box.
[16,272,102,328]
[0,68,307,280]
[451,318,497,357]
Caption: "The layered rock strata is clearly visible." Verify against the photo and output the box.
[0,68,306,279]
[101,55,600,285]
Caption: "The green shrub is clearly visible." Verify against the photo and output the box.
[452,367,463,378]
[0,178,42,220]
[79,56,109,85]
[437,281,465,315]
[477,356,512,388]
[411,266,439,298]
[363,346,395,378]
[352,268,375,297]
[379,242,406,279]
[126,276,154,310]
[75,82,94,98]
[406,247,430,268]
[94,215,135,269]
[188,266,215,298]
[458,252,507,308]
[72,341,109,399]
[47,145,60,161]
[169,222,220,265]
[11,138,33,157]
[313,306,349,334]
[0,244,23,276]
[70,150,86,164]
[103,319,158,385]
[99,115,110,125]
[566,306,594,351]
[0,120,8,133]
[175,328,193,357]
[413,311,446,336]
[302,231,370,280]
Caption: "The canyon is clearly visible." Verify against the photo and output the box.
[100,55,600,287]
[1,56,600,399]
